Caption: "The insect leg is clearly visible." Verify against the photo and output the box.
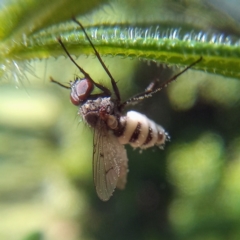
[50,77,71,89]
[144,78,160,93]
[72,17,121,103]
[56,37,112,96]
[120,57,202,109]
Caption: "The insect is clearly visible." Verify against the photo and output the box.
[50,18,202,201]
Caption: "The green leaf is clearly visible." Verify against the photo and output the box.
[1,0,240,82]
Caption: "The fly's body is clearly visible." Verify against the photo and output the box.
[80,96,169,149]
[51,18,202,201]
[78,95,170,200]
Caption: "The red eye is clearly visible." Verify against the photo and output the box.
[70,78,93,105]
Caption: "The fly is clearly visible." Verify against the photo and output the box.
[50,18,202,201]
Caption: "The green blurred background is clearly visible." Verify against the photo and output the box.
[1,1,240,240]
[1,54,240,240]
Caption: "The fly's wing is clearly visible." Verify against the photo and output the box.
[116,148,128,190]
[93,119,128,201]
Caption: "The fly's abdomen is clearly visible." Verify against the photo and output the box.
[116,111,170,149]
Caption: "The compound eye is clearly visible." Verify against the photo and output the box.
[70,78,93,105]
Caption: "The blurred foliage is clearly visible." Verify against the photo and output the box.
[23,232,43,240]
[1,0,240,240]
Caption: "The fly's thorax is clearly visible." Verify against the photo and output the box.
[114,111,170,149]
[79,97,114,128]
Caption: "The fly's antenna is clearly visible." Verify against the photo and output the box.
[72,17,121,103]
[56,37,111,96]
[120,57,202,109]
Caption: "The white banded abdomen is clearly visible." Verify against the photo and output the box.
[117,111,169,149]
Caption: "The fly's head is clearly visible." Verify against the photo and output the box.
[70,78,94,105]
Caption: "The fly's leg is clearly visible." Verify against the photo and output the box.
[120,57,202,110]
[72,18,121,103]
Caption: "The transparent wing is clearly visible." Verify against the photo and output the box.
[93,119,128,201]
